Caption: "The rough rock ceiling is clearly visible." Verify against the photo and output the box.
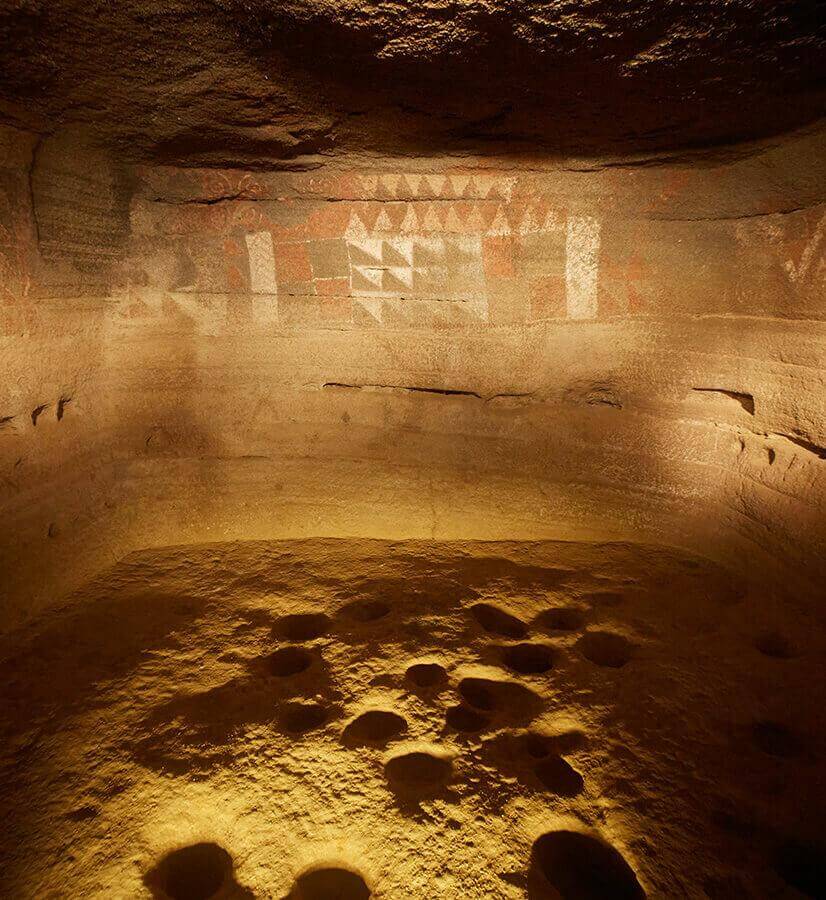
[1,0,825,165]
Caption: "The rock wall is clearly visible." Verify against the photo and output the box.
[2,123,825,627]
[0,126,132,621]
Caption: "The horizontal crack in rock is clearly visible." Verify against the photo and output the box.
[772,432,826,460]
[693,388,755,415]
[322,383,538,403]
[323,382,482,399]
[647,199,826,222]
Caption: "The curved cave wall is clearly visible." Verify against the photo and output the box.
[1,121,825,626]
[1,5,826,897]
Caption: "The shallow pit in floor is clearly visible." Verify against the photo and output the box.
[0,537,824,898]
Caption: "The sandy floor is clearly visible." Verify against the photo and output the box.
[0,539,824,899]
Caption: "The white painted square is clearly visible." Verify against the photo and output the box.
[565,216,601,320]
[245,231,278,294]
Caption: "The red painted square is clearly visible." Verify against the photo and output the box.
[226,263,248,292]
[307,205,351,239]
[529,276,566,320]
[274,242,312,282]
[482,236,515,278]
[270,213,308,243]
[315,277,350,296]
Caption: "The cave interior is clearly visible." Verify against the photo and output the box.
[0,2,825,898]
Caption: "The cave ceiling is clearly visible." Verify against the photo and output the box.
[0,0,825,165]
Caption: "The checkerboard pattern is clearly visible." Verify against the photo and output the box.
[347,235,485,301]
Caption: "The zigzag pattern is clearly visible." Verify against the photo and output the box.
[344,220,488,324]
[345,203,563,239]
[347,235,485,300]
[357,172,520,201]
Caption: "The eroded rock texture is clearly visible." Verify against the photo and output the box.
[2,118,825,626]
[0,4,824,897]
[1,1,825,161]
[1,540,824,898]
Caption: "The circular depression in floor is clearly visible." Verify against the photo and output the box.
[529,830,645,899]
[149,843,233,900]
[290,867,370,899]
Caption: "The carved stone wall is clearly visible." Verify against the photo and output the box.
[2,122,823,626]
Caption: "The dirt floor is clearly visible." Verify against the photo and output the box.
[0,539,824,898]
